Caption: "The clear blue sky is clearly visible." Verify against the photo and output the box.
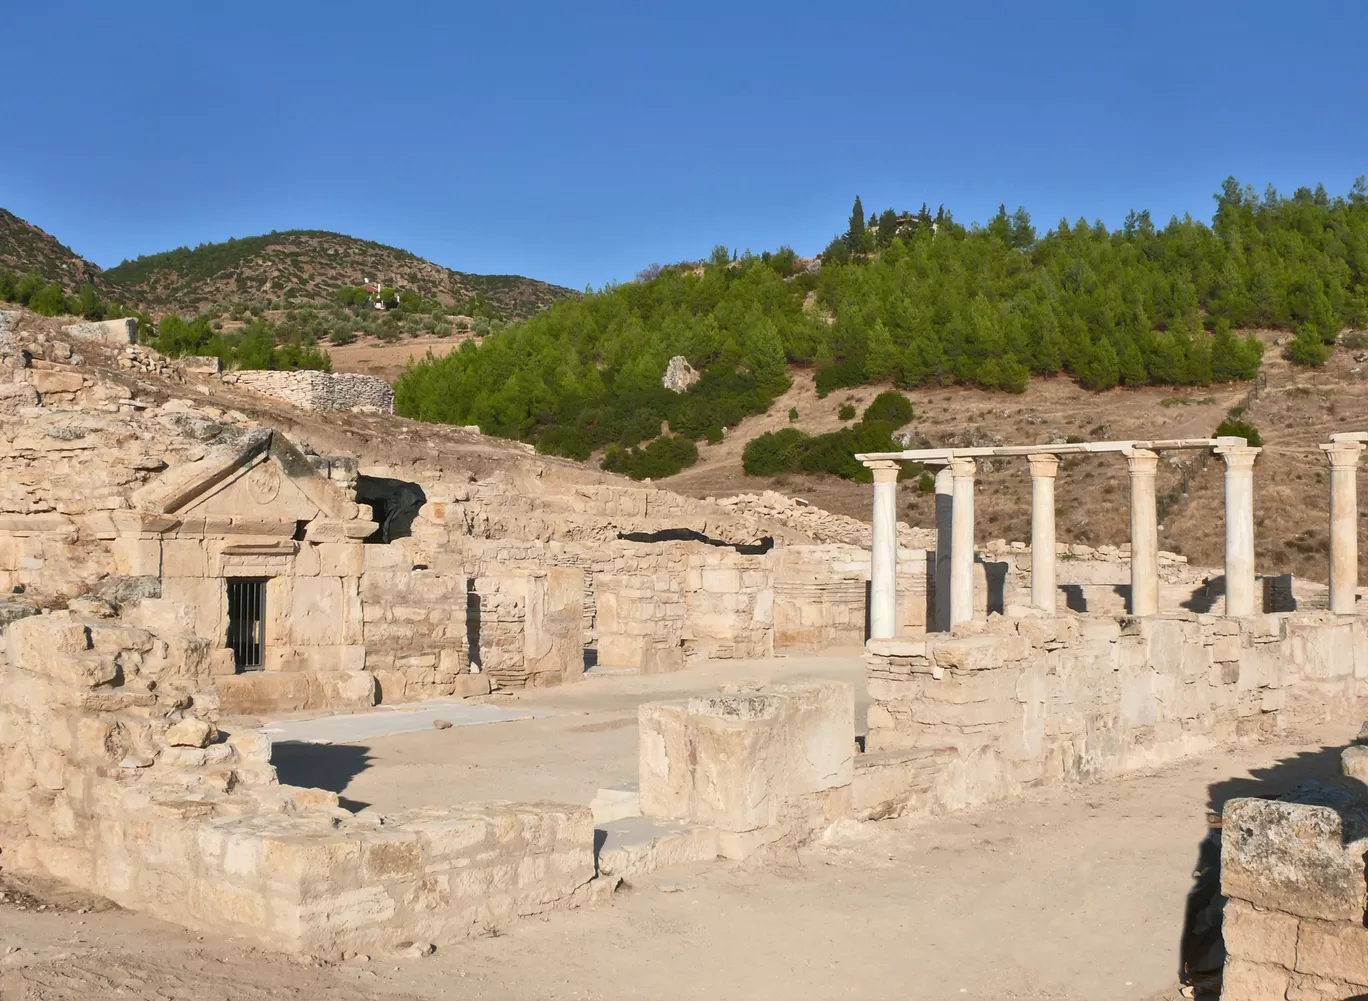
[3,1,1364,292]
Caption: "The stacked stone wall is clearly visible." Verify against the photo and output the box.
[0,612,601,955]
[1218,740,1368,1001]
[862,612,1368,817]
[227,370,395,414]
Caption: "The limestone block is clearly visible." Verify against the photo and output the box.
[1294,917,1368,986]
[1212,635,1243,663]
[319,542,365,577]
[161,539,208,578]
[289,576,346,646]
[1221,958,1292,1001]
[112,537,162,576]
[928,635,1028,672]
[215,670,376,715]
[165,718,215,748]
[1222,897,1299,969]
[639,682,854,854]
[1223,789,1368,921]
[28,369,85,394]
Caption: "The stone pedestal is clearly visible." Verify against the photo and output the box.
[1321,440,1364,614]
[868,461,900,640]
[948,457,976,626]
[1216,445,1261,617]
[1027,453,1059,614]
[1124,449,1159,616]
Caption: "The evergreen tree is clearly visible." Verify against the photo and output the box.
[848,196,866,250]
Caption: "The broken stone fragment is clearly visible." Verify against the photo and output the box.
[164,718,215,748]
[433,719,453,729]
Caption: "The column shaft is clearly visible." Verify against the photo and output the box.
[948,457,976,625]
[869,462,900,639]
[1321,441,1364,614]
[1214,445,1260,617]
[1027,454,1059,614]
[933,466,953,631]
[1124,449,1159,616]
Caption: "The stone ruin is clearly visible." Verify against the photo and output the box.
[4,304,1368,973]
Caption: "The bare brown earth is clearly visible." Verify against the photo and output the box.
[328,333,477,383]
[1,709,1355,1001]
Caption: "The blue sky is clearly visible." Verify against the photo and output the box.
[2,1,1365,291]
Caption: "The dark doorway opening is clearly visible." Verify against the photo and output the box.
[227,577,267,672]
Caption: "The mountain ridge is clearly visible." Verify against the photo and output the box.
[0,211,574,323]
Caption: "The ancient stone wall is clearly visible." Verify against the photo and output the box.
[0,612,602,955]
[861,612,1368,817]
[227,370,395,414]
[1220,761,1368,1000]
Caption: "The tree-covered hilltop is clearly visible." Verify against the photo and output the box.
[391,177,1368,478]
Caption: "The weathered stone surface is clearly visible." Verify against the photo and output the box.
[661,355,700,393]
[1222,897,1299,969]
[164,718,215,748]
[639,682,853,858]
[1295,917,1368,986]
[1223,788,1368,922]
[1220,958,1292,1001]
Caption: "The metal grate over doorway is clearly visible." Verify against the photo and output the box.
[227,578,267,671]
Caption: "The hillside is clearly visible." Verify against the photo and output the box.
[395,178,1368,474]
[101,229,575,322]
[0,209,101,288]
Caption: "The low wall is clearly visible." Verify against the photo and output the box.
[863,612,1368,817]
[0,612,603,955]
[227,370,395,414]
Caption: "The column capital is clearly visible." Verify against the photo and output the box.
[1026,453,1060,478]
[946,456,977,479]
[1123,448,1158,476]
[866,459,901,484]
[1321,441,1366,468]
[1214,445,1261,471]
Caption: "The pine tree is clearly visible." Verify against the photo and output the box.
[848,196,866,250]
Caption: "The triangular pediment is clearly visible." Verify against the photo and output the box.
[132,431,361,523]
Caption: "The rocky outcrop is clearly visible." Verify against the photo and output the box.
[661,355,700,394]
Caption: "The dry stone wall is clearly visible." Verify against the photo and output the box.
[1220,761,1368,1000]
[861,612,1368,818]
[227,370,395,414]
[0,612,604,956]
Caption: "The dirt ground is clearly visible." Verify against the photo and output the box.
[1,719,1355,1001]
[264,652,869,815]
[327,333,476,383]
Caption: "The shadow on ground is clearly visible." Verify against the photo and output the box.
[269,742,374,812]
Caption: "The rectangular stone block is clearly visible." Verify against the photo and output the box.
[1223,792,1368,922]
[639,682,853,855]
[1295,917,1368,986]
[1222,897,1299,969]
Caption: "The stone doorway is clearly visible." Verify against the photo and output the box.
[227,577,267,671]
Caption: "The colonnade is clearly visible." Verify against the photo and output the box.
[858,435,1294,638]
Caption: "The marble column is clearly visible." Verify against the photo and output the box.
[1214,444,1260,617]
[1027,453,1060,614]
[1321,440,1364,614]
[948,457,977,625]
[868,461,900,639]
[1124,448,1159,616]
[933,466,954,631]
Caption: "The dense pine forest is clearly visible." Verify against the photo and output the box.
[393,178,1368,477]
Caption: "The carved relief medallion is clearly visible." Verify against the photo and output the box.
[246,461,281,504]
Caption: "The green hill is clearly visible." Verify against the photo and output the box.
[394,177,1368,480]
[101,229,575,322]
[0,209,101,289]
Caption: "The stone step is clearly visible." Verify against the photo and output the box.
[582,664,641,678]
[595,816,717,879]
[590,784,641,824]
[852,745,959,821]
